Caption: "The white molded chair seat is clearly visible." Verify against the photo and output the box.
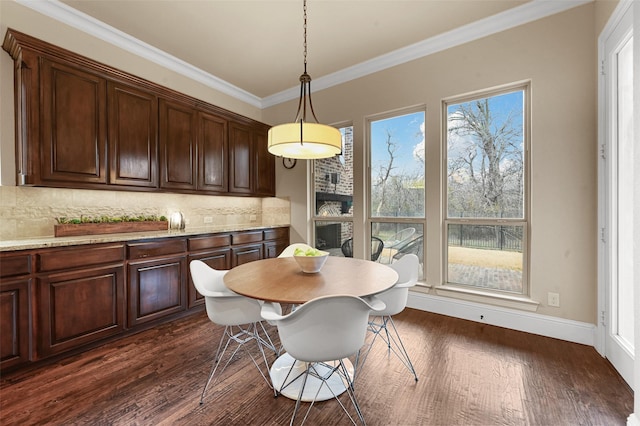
[358,254,419,382]
[262,295,385,426]
[189,260,281,404]
[278,243,315,258]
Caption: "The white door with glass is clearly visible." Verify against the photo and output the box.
[599,1,634,390]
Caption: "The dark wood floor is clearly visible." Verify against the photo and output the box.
[0,308,633,425]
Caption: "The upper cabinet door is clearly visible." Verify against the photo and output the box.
[253,124,275,196]
[159,99,197,191]
[198,111,228,193]
[108,82,158,188]
[228,122,253,194]
[40,58,107,184]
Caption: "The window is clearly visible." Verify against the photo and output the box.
[367,108,426,279]
[444,83,529,294]
[313,125,353,255]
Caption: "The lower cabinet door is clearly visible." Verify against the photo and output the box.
[127,255,187,327]
[231,244,263,267]
[1,278,31,369]
[37,265,125,358]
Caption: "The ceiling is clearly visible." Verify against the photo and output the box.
[47,0,587,107]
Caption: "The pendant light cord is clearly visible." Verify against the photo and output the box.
[303,0,308,74]
[296,0,319,125]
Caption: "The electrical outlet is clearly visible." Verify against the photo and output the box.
[203,216,213,224]
[548,292,560,307]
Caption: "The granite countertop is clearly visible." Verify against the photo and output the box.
[0,224,290,252]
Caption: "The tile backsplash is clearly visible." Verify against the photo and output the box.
[0,186,290,240]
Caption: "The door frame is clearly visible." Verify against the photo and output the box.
[596,0,634,390]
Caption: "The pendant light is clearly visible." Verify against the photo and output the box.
[267,0,342,160]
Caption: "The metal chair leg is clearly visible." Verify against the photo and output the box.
[358,315,418,382]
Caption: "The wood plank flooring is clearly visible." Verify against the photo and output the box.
[0,308,633,425]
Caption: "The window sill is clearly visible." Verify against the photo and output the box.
[431,284,539,312]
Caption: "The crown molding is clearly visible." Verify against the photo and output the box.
[16,0,591,110]
[15,0,263,108]
[262,0,592,108]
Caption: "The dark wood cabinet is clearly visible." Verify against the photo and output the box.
[127,239,188,326]
[108,82,158,188]
[254,124,276,196]
[0,253,32,370]
[229,122,253,194]
[0,226,288,373]
[3,29,274,197]
[263,227,290,258]
[40,58,108,185]
[34,244,125,358]
[228,121,275,196]
[231,244,263,267]
[198,111,228,193]
[37,264,125,357]
[159,99,197,191]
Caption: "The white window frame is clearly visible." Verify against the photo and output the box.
[442,82,531,296]
[366,105,427,277]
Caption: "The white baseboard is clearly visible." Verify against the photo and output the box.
[407,292,596,346]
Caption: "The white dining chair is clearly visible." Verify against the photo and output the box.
[261,294,385,426]
[278,243,315,257]
[189,260,281,403]
[358,253,419,382]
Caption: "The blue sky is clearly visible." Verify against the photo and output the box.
[370,111,425,178]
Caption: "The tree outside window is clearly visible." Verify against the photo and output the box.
[369,109,425,278]
[445,86,529,294]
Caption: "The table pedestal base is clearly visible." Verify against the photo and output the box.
[270,353,354,402]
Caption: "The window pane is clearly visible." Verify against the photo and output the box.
[370,112,425,218]
[315,126,353,217]
[447,91,524,219]
[447,224,523,293]
[314,221,353,257]
[372,222,424,280]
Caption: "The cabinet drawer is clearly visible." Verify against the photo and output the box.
[188,234,231,252]
[231,231,263,245]
[127,239,187,259]
[37,244,125,272]
[263,227,289,241]
[0,253,32,278]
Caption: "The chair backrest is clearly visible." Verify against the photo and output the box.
[189,260,262,326]
[384,227,416,248]
[371,236,384,261]
[340,238,353,258]
[392,235,423,261]
[190,259,229,295]
[273,295,383,363]
[376,254,419,316]
[341,237,385,261]
[278,243,315,258]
